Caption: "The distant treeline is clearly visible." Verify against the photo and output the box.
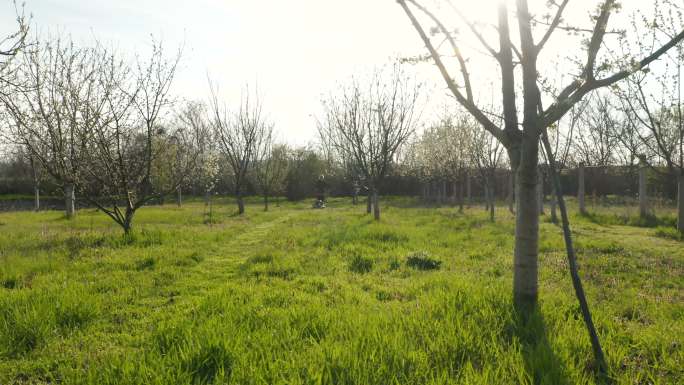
[1,151,678,203]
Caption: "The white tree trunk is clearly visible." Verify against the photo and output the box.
[64,183,75,219]
[34,185,40,211]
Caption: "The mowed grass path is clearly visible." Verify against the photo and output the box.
[0,197,682,384]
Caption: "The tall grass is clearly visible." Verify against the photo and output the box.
[0,197,682,384]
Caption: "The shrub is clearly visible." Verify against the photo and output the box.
[406,251,441,270]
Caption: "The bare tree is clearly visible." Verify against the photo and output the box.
[573,93,620,167]
[4,37,101,218]
[397,0,684,372]
[176,101,218,204]
[77,41,193,234]
[253,136,290,211]
[319,66,421,220]
[470,119,505,222]
[613,0,684,231]
[210,85,269,215]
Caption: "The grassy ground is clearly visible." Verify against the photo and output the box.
[0,197,682,384]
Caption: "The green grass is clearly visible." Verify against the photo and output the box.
[0,197,682,384]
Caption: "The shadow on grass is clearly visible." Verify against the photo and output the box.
[507,306,570,385]
[580,211,675,228]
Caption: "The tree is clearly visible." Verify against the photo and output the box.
[176,101,218,204]
[573,93,619,167]
[4,37,101,218]
[470,118,505,222]
[319,66,421,220]
[613,0,684,231]
[398,0,684,373]
[210,85,269,215]
[253,137,289,211]
[77,41,194,234]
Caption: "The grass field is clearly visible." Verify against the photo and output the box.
[0,197,682,384]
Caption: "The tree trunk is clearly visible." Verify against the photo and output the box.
[484,184,490,211]
[508,170,514,215]
[639,160,648,218]
[458,174,464,213]
[64,183,75,219]
[466,171,471,206]
[538,169,545,215]
[550,182,558,224]
[578,162,586,214]
[373,189,380,220]
[366,193,372,214]
[34,184,40,211]
[236,190,245,215]
[488,180,495,222]
[678,175,684,235]
[540,132,607,374]
[264,194,269,211]
[352,189,358,205]
[177,187,182,207]
[513,137,539,310]
[441,180,447,205]
[122,208,135,236]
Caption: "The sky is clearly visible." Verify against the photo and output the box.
[0,0,660,146]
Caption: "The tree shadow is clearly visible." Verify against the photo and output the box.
[506,305,571,385]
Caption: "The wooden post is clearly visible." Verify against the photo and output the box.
[639,159,648,218]
[578,162,586,214]
[177,187,182,207]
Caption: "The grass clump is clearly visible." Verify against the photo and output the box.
[654,226,683,241]
[406,251,441,270]
[348,253,373,274]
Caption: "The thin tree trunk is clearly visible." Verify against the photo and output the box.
[373,189,380,220]
[508,170,514,215]
[513,137,539,310]
[538,169,545,215]
[488,178,495,222]
[541,131,607,375]
[264,194,269,211]
[177,187,182,207]
[458,174,464,213]
[466,171,471,207]
[366,192,372,214]
[64,183,75,219]
[678,175,684,235]
[639,160,648,218]
[34,184,40,211]
[550,181,558,224]
[236,190,245,215]
[578,162,586,214]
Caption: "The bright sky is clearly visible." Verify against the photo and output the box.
[1,0,657,146]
